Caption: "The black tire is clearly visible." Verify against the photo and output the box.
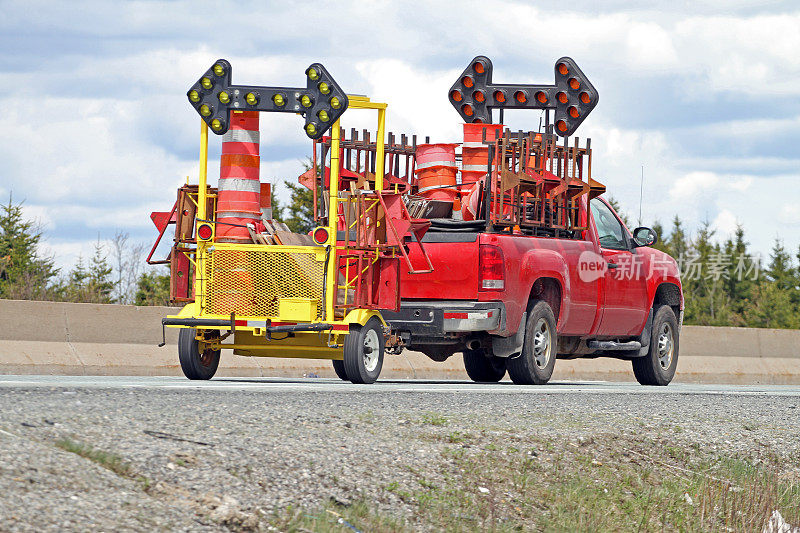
[507,300,557,385]
[632,305,679,386]
[331,359,349,381]
[343,317,385,384]
[178,328,220,380]
[463,348,506,382]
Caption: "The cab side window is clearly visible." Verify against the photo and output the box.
[590,199,628,250]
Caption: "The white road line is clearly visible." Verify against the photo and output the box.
[0,376,798,396]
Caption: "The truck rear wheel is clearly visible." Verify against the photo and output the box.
[331,359,348,381]
[632,305,679,386]
[343,317,385,384]
[178,328,220,380]
[507,300,557,385]
[463,348,506,382]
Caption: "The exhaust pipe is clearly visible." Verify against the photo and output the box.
[466,338,481,350]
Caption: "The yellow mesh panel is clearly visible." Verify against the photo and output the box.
[205,248,325,320]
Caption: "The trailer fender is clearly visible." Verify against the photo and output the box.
[342,309,387,328]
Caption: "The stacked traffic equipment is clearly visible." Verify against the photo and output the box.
[461,123,504,187]
[216,110,261,242]
[414,143,458,204]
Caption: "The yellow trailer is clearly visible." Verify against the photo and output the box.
[161,60,412,384]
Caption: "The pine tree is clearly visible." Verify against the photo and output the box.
[666,216,688,260]
[724,225,753,325]
[282,181,315,234]
[794,244,800,307]
[65,255,90,302]
[766,239,794,291]
[134,270,171,306]
[0,195,59,300]
[744,281,799,329]
[649,220,668,252]
[87,241,114,303]
[269,182,283,222]
[62,242,114,303]
[683,220,733,325]
[605,196,629,227]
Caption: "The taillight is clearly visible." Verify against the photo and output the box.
[312,226,330,245]
[479,245,505,290]
[197,223,213,241]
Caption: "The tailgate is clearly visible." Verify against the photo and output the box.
[400,232,480,300]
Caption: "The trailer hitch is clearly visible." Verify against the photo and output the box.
[158,315,239,347]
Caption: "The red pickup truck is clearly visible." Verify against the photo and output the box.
[382,196,683,386]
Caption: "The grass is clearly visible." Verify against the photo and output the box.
[397,433,800,532]
[357,410,376,424]
[271,499,408,532]
[421,412,448,426]
[55,437,151,491]
[52,430,799,532]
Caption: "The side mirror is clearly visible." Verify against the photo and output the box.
[632,226,658,247]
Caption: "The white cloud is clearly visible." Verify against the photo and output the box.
[355,59,463,142]
[728,176,752,192]
[780,204,800,225]
[712,208,738,238]
[675,13,800,95]
[670,171,720,199]
[626,22,679,70]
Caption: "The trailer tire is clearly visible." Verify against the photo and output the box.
[178,328,220,380]
[632,305,679,386]
[331,359,348,381]
[343,317,384,384]
[507,300,557,385]
[463,348,506,382]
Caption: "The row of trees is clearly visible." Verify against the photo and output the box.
[0,197,169,306]
[610,198,800,329]
[3,192,800,329]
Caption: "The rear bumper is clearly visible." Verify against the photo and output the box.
[381,300,503,335]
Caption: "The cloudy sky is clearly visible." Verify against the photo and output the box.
[1,0,798,270]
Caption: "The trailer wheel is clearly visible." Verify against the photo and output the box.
[507,300,557,385]
[463,348,506,382]
[632,305,679,386]
[178,328,220,380]
[343,317,384,384]
[331,359,348,381]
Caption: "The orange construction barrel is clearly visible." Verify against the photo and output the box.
[415,143,458,204]
[217,111,261,242]
[415,143,459,170]
[461,123,504,187]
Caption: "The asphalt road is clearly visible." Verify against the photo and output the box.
[1,375,800,395]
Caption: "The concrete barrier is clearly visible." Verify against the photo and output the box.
[1,299,798,384]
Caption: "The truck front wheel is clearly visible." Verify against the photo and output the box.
[463,348,506,382]
[178,328,221,380]
[343,317,385,384]
[632,305,679,386]
[507,300,557,385]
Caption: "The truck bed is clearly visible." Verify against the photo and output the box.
[400,232,480,300]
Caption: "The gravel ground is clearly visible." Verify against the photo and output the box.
[0,382,799,531]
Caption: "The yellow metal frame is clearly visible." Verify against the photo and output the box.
[167,98,390,357]
[325,95,387,318]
